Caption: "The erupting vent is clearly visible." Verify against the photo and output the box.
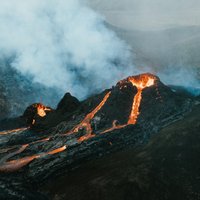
[127,74,156,124]
[64,73,157,140]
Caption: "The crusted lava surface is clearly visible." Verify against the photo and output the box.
[0,73,198,200]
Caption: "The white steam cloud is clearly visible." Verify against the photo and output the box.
[0,0,133,99]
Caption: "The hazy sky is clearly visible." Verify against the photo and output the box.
[86,0,200,30]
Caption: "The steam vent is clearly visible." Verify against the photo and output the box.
[0,73,199,200]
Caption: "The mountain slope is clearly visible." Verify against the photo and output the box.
[0,73,197,200]
[43,104,200,200]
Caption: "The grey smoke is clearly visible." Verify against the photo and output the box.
[87,0,200,94]
[0,0,133,100]
[0,0,199,110]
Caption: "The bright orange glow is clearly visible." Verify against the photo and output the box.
[78,134,95,142]
[0,127,29,135]
[37,104,51,117]
[0,145,67,173]
[0,155,40,172]
[127,74,155,124]
[101,120,126,134]
[127,88,142,124]
[63,91,111,142]
[46,145,67,155]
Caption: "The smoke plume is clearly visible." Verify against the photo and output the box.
[0,0,133,99]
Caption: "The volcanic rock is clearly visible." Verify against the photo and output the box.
[43,104,200,200]
[0,82,10,120]
[0,73,198,200]
[23,103,52,126]
[56,93,81,114]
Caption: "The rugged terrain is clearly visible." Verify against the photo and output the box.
[43,103,200,200]
[0,73,199,200]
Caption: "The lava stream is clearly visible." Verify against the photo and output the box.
[127,75,155,125]
[64,91,111,141]
[127,88,142,124]
[101,120,126,134]
[0,127,29,135]
[101,74,156,134]
[0,144,29,164]
[0,145,67,173]
[0,155,40,172]
[46,145,67,155]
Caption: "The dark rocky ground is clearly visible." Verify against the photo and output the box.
[43,103,200,200]
[0,74,199,200]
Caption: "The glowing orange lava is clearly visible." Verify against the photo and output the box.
[0,155,40,172]
[127,74,155,124]
[66,75,156,141]
[0,145,67,173]
[101,74,156,134]
[37,104,51,117]
[46,145,67,155]
[0,127,29,135]
[101,120,126,134]
[64,91,111,142]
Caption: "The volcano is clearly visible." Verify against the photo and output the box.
[0,73,199,200]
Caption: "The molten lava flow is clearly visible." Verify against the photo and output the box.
[64,75,156,140]
[128,88,142,124]
[0,127,29,135]
[31,137,50,144]
[0,145,67,173]
[0,145,29,162]
[77,134,95,143]
[46,145,67,155]
[64,91,111,142]
[127,74,155,124]
[101,74,156,134]
[0,155,40,172]
[101,120,126,134]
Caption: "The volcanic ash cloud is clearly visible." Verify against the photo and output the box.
[0,0,133,99]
